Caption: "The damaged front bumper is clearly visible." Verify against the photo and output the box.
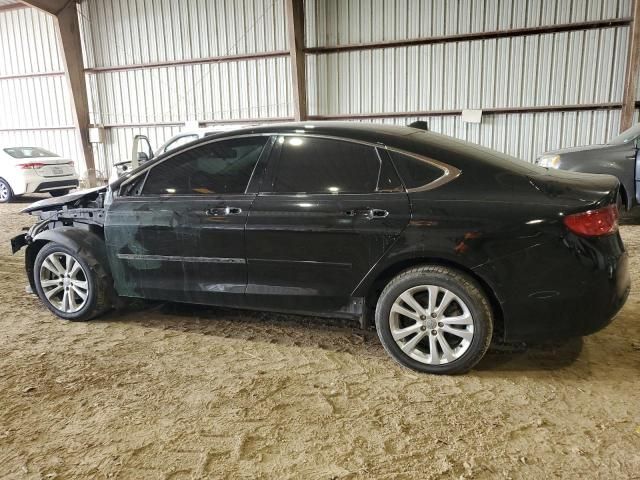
[10,233,28,254]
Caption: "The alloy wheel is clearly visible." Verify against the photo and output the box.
[0,182,8,201]
[389,285,474,365]
[39,252,89,313]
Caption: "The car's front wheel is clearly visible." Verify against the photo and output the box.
[33,242,112,321]
[50,189,71,197]
[0,178,14,203]
[375,265,493,374]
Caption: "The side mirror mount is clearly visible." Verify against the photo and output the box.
[131,134,154,169]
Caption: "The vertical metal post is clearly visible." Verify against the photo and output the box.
[621,0,640,132]
[285,0,308,121]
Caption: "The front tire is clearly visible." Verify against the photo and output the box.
[50,189,71,197]
[33,242,112,321]
[0,178,14,203]
[375,265,493,374]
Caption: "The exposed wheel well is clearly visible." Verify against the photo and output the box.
[25,239,50,292]
[619,183,630,211]
[364,258,505,340]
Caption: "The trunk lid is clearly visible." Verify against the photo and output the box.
[17,157,76,178]
[528,169,619,212]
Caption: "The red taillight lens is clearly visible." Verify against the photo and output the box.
[563,204,619,237]
[19,162,46,169]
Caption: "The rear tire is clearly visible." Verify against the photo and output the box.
[375,265,493,374]
[0,178,14,203]
[33,242,113,321]
[50,189,71,197]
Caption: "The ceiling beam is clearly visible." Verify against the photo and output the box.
[20,0,96,185]
[622,0,640,132]
[285,0,307,121]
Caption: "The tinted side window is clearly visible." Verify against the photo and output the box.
[272,137,380,194]
[142,137,267,195]
[389,151,445,189]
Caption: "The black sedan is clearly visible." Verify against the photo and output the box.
[11,122,630,374]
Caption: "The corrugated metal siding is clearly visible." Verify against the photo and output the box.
[307,27,629,112]
[306,0,632,161]
[89,56,292,125]
[0,7,83,171]
[78,0,293,174]
[356,109,621,162]
[78,0,288,68]
[305,0,632,47]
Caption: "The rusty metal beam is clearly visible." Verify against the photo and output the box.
[285,0,307,121]
[621,1,640,132]
[305,18,632,55]
[84,51,289,74]
[20,0,96,185]
[308,103,626,121]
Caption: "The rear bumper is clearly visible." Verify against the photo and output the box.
[474,233,631,342]
[32,179,79,193]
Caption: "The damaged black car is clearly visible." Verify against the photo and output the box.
[11,122,630,374]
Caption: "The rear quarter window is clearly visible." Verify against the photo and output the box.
[388,150,445,189]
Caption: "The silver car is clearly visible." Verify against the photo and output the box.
[536,124,640,210]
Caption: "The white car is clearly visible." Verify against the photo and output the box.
[0,146,79,203]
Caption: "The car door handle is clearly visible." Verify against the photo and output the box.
[345,208,389,220]
[205,206,243,216]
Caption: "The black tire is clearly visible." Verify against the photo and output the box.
[50,189,71,197]
[375,265,493,374]
[33,242,113,321]
[0,178,14,203]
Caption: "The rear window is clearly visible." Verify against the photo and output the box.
[389,151,445,189]
[4,147,59,159]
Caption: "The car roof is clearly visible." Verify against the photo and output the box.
[203,121,425,146]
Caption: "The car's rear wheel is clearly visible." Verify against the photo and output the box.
[375,265,493,374]
[33,242,112,321]
[0,178,14,203]
[50,189,71,197]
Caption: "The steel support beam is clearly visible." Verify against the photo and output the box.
[285,0,307,121]
[20,0,96,186]
[622,0,640,132]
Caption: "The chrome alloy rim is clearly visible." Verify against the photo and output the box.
[0,182,8,201]
[39,252,89,313]
[389,285,474,365]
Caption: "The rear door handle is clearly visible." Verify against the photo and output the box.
[205,206,243,216]
[345,208,389,220]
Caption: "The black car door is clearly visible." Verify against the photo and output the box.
[104,135,271,304]
[244,135,411,316]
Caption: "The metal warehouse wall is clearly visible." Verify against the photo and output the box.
[0,7,83,171]
[78,0,292,174]
[1,0,639,176]
[305,0,633,162]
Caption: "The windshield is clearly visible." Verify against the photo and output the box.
[4,147,59,159]
[608,123,640,145]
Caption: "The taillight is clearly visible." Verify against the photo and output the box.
[563,204,619,237]
[19,162,46,169]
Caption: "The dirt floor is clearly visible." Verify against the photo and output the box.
[0,196,638,480]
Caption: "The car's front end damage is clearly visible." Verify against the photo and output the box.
[11,187,109,254]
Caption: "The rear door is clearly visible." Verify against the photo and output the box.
[245,135,410,315]
[105,135,271,303]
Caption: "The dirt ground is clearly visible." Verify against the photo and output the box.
[0,196,638,480]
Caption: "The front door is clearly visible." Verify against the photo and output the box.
[105,135,271,304]
[245,135,411,316]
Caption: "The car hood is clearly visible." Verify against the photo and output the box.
[541,143,610,156]
[22,186,107,213]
